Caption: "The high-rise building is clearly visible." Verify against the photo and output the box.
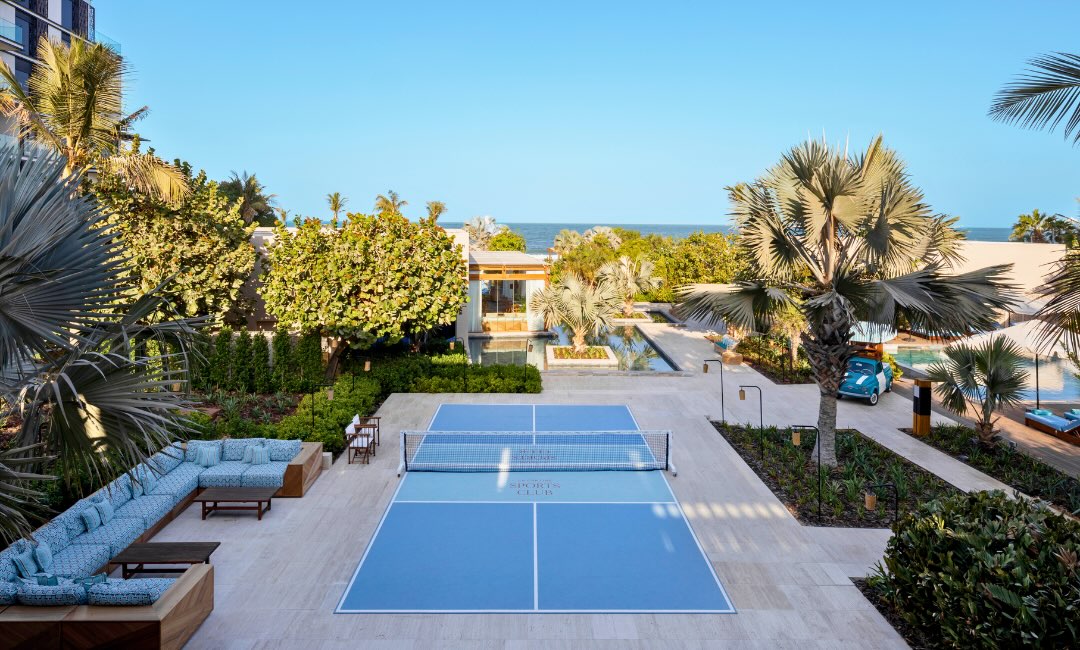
[0,1,118,143]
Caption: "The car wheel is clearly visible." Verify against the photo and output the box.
[836,394,842,400]
[869,391,879,406]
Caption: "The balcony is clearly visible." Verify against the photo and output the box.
[89,29,120,54]
[0,17,24,51]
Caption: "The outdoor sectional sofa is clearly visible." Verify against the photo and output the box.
[0,437,321,649]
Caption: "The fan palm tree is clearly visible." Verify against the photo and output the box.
[425,200,447,222]
[220,171,276,225]
[1010,209,1058,243]
[463,215,506,250]
[990,52,1080,144]
[599,256,662,316]
[680,136,1017,466]
[327,192,348,221]
[0,143,197,543]
[552,229,583,255]
[584,226,623,249]
[927,337,1028,446]
[0,36,187,203]
[374,190,407,216]
[531,274,620,354]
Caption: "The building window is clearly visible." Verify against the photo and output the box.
[14,58,31,89]
[62,0,73,29]
[480,279,528,332]
[14,12,30,56]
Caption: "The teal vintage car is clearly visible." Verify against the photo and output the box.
[837,356,893,406]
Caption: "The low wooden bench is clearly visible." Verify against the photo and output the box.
[0,564,213,650]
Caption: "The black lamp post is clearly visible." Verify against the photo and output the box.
[739,385,763,461]
[449,338,468,392]
[702,359,725,423]
[1034,353,1041,410]
[309,382,335,437]
[791,425,822,524]
[523,342,533,386]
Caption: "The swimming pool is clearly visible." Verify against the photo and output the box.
[469,325,677,372]
[336,404,732,614]
[892,345,1080,402]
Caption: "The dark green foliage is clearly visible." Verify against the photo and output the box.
[209,329,232,389]
[868,491,1080,648]
[715,423,956,527]
[231,330,254,392]
[271,329,293,392]
[734,334,813,383]
[370,354,542,395]
[293,331,324,391]
[252,335,273,394]
[922,424,1080,514]
[187,332,212,392]
[270,375,382,454]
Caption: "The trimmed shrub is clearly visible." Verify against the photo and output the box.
[293,331,324,392]
[209,329,232,389]
[188,331,212,392]
[868,490,1080,648]
[231,330,254,393]
[271,329,293,392]
[252,334,273,394]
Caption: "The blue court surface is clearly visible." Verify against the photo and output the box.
[337,404,734,614]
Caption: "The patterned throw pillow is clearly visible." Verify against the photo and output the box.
[142,468,157,494]
[81,505,102,532]
[195,445,221,467]
[11,548,38,579]
[32,541,54,574]
[93,497,115,524]
[130,472,144,498]
[242,445,255,464]
[265,438,302,462]
[185,440,222,463]
[249,446,270,465]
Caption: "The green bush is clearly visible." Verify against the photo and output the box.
[868,490,1080,648]
[209,329,232,389]
[881,351,904,381]
[252,335,273,394]
[293,331,324,391]
[268,375,381,453]
[271,329,293,392]
[231,330,254,392]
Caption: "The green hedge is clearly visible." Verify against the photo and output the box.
[868,490,1080,648]
[190,329,323,394]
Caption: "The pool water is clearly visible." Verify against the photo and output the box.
[892,346,1080,402]
[468,325,676,372]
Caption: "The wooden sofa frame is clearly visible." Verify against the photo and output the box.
[0,564,213,650]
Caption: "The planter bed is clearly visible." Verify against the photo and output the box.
[713,423,958,527]
[545,345,619,368]
[903,424,1080,513]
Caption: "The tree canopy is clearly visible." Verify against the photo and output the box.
[260,213,468,365]
[92,161,257,322]
[488,229,528,252]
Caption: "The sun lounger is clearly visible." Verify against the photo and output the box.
[1062,408,1080,421]
[1025,410,1080,446]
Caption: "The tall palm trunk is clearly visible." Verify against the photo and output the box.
[572,330,588,354]
[801,308,854,467]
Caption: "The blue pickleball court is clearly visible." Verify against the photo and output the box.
[336,404,734,613]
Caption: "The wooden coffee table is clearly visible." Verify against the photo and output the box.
[110,542,220,579]
[194,487,277,520]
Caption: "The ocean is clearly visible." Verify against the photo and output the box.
[441,222,1013,255]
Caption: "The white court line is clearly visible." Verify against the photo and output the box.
[532,502,539,610]
[335,473,410,614]
[395,500,677,505]
[426,403,446,431]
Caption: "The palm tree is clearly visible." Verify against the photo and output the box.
[426,200,447,222]
[220,171,276,226]
[463,215,506,250]
[584,226,623,249]
[552,229,583,255]
[0,143,196,543]
[990,52,1080,144]
[0,36,187,203]
[327,192,348,221]
[680,136,1017,466]
[374,190,407,216]
[1010,209,1058,243]
[770,304,807,366]
[599,256,662,316]
[531,274,620,354]
[927,338,1028,446]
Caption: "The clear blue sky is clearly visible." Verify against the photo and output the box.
[95,0,1079,227]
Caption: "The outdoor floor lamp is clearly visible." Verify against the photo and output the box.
[703,359,725,423]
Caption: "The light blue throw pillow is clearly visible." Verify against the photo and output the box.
[195,445,221,467]
[265,438,302,462]
[242,445,255,464]
[16,578,88,606]
[1031,408,1052,417]
[130,472,144,498]
[81,505,102,532]
[250,446,270,465]
[33,541,54,574]
[93,497,115,524]
[12,547,38,579]
[87,577,175,606]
